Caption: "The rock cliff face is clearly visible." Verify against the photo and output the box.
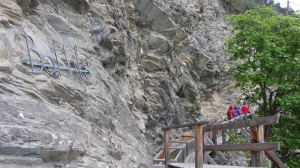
[0,0,235,167]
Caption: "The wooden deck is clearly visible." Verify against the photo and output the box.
[169,163,265,168]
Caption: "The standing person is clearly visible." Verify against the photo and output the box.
[234,106,242,116]
[242,103,250,115]
[227,105,237,120]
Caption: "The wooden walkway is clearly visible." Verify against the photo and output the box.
[169,163,265,168]
[153,113,286,168]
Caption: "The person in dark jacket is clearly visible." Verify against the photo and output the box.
[227,105,237,120]
[234,106,242,116]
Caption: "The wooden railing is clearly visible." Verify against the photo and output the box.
[205,115,281,167]
[162,121,208,168]
[156,114,286,168]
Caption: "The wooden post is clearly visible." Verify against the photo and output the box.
[195,124,204,168]
[164,129,170,166]
[212,130,217,157]
[250,127,257,167]
[257,125,265,167]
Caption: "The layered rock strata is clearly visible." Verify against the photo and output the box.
[0,0,235,167]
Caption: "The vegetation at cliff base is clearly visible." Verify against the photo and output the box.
[226,6,300,167]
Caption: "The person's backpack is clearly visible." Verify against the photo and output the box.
[227,110,232,119]
[234,107,241,116]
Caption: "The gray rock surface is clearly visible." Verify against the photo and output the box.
[0,0,238,167]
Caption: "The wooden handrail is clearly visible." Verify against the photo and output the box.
[203,115,279,132]
[162,121,208,130]
[203,142,279,151]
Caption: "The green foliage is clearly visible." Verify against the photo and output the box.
[227,6,300,166]
[269,113,300,167]
[223,129,251,166]
[224,129,248,144]
[75,106,85,117]
[223,130,236,142]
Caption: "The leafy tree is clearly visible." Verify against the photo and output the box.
[227,6,300,166]
[270,111,300,167]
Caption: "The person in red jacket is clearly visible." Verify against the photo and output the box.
[242,103,249,114]
[227,105,237,120]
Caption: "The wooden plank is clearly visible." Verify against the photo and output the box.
[251,153,257,166]
[251,127,258,141]
[215,151,227,162]
[164,129,170,166]
[195,124,204,168]
[241,128,250,139]
[212,130,217,157]
[206,154,217,165]
[266,150,287,168]
[204,141,227,164]
[170,140,188,143]
[169,163,265,168]
[170,147,185,149]
[250,127,258,167]
[162,121,208,130]
[203,115,279,132]
[203,142,279,151]
[154,148,165,160]
[206,137,213,145]
[224,112,254,124]
[207,136,228,163]
[159,146,186,150]
[158,146,186,150]
[257,125,265,167]
[181,135,195,137]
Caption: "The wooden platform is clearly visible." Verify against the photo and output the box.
[154,115,284,168]
[169,163,265,168]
